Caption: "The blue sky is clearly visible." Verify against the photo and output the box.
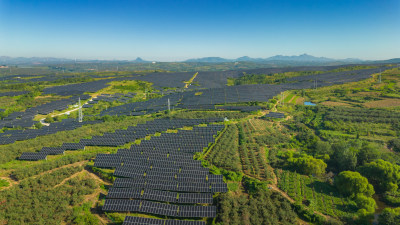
[0,0,399,61]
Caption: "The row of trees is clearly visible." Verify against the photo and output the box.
[216,187,299,225]
[0,166,99,224]
[207,124,241,172]
[11,152,97,180]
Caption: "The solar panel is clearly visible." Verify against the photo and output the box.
[19,152,47,161]
[178,205,216,218]
[123,216,206,225]
[102,199,141,212]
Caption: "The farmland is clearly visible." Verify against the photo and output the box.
[0,63,399,224]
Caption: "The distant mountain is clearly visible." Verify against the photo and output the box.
[265,54,333,62]
[132,57,148,63]
[0,56,73,65]
[1,55,398,66]
[0,56,150,65]
[184,57,232,63]
[184,54,364,63]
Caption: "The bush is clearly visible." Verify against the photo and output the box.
[334,171,374,198]
[34,122,43,129]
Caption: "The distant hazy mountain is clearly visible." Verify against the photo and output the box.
[0,56,149,65]
[0,56,73,65]
[184,57,232,63]
[133,57,147,63]
[1,54,398,66]
[184,54,365,63]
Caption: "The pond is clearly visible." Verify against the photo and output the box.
[304,101,316,106]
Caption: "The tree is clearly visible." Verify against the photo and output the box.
[44,115,54,123]
[355,194,376,214]
[288,155,327,176]
[379,208,400,225]
[334,171,374,198]
[331,142,357,172]
[388,138,400,152]
[312,140,332,156]
[357,143,380,166]
[34,122,43,129]
[358,159,400,193]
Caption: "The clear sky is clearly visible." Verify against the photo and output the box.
[0,0,399,61]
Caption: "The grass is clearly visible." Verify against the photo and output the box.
[0,178,9,188]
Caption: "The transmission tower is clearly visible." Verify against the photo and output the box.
[78,97,83,123]
[167,98,171,111]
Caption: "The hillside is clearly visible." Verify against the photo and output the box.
[0,63,399,225]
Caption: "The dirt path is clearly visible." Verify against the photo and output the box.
[248,119,257,131]
[184,72,198,88]
[268,183,333,221]
[54,170,86,188]
[288,95,296,104]
[1,161,87,191]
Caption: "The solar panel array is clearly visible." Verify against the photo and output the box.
[17,118,222,161]
[90,92,137,104]
[103,199,217,218]
[0,95,91,129]
[264,112,285,118]
[286,67,385,85]
[81,118,222,147]
[19,152,47,161]
[107,188,213,204]
[123,216,205,225]
[96,120,226,221]
[216,105,262,112]
[42,79,114,96]
[0,119,101,145]
[19,144,84,161]
[0,91,29,97]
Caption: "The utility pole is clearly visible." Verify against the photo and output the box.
[281,93,284,106]
[78,98,83,123]
[168,98,170,112]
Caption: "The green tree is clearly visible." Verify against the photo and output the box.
[312,140,332,156]
[288,155,327,176]
[334,171,374,198]
[44,115,54,123]
[357,143,381,166]
[34,122,43,129]
[358,159,400,193]
[331,142,357,172]
[388,138,400,152]
[355,194,376,214]
[379,207,400,225]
